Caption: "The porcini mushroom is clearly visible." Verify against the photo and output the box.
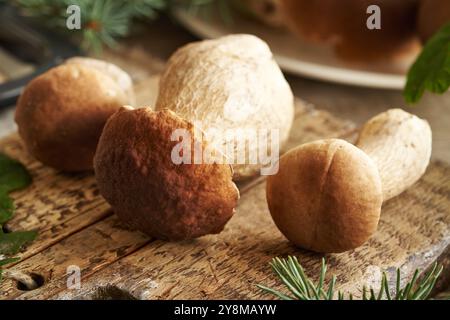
[94,107,240,240]
[15,63,130,171]
[266,139,383,253]
[266,109,432,252]
[156,34,294,180]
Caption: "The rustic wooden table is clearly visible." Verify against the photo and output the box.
[0,16,449,299]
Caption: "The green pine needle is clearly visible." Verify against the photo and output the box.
[257,256,444,300]
[7,0,232,52]
[0,153,35,284]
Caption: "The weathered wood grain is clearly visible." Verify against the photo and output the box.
[0,135,111,261]
[1,215,150,299]
[48,161,450,300]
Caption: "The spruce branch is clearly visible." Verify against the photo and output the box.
[257,256,444,300]
[5,0,231,52]
[7,0,170,52]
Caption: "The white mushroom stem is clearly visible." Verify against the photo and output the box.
[356,109,432,201]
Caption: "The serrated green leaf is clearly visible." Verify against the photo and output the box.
[0,153,32,193]
[0,230,38,255]
[0,257,20,267]
[404,22,450,103]
[0,190,14,224]
[0,153,32,225]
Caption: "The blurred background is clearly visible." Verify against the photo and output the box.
[0,0,449,161]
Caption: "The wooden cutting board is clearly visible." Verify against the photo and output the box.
[0,47,449,300]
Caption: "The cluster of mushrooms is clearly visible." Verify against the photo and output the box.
[15,34,431,253]
[240,0,449,62]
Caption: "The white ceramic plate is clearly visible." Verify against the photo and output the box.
[173,5,419,90]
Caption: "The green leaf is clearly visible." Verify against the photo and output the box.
[404,22,450,103]
[0,230,37,255]
[258,256,443,300]
[0,190,14,224]
[0,153,32,224]
[0,153,36,283]
[0,153,32,193]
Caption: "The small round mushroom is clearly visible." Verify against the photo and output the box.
[94,107,240,240]
[266,139,383,253]
[156,34,294,180]
[266,109,432,253]
[15,64,128,171]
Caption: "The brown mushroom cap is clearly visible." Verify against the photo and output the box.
[15,64,127,171]
[94,107,240,240]
[279,0,420,62]
[266,139,382,253]
[156,34,294,180]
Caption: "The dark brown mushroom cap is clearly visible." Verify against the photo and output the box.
[15,64,127,171]
[94,107,239,240]
[266,139,382,253]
